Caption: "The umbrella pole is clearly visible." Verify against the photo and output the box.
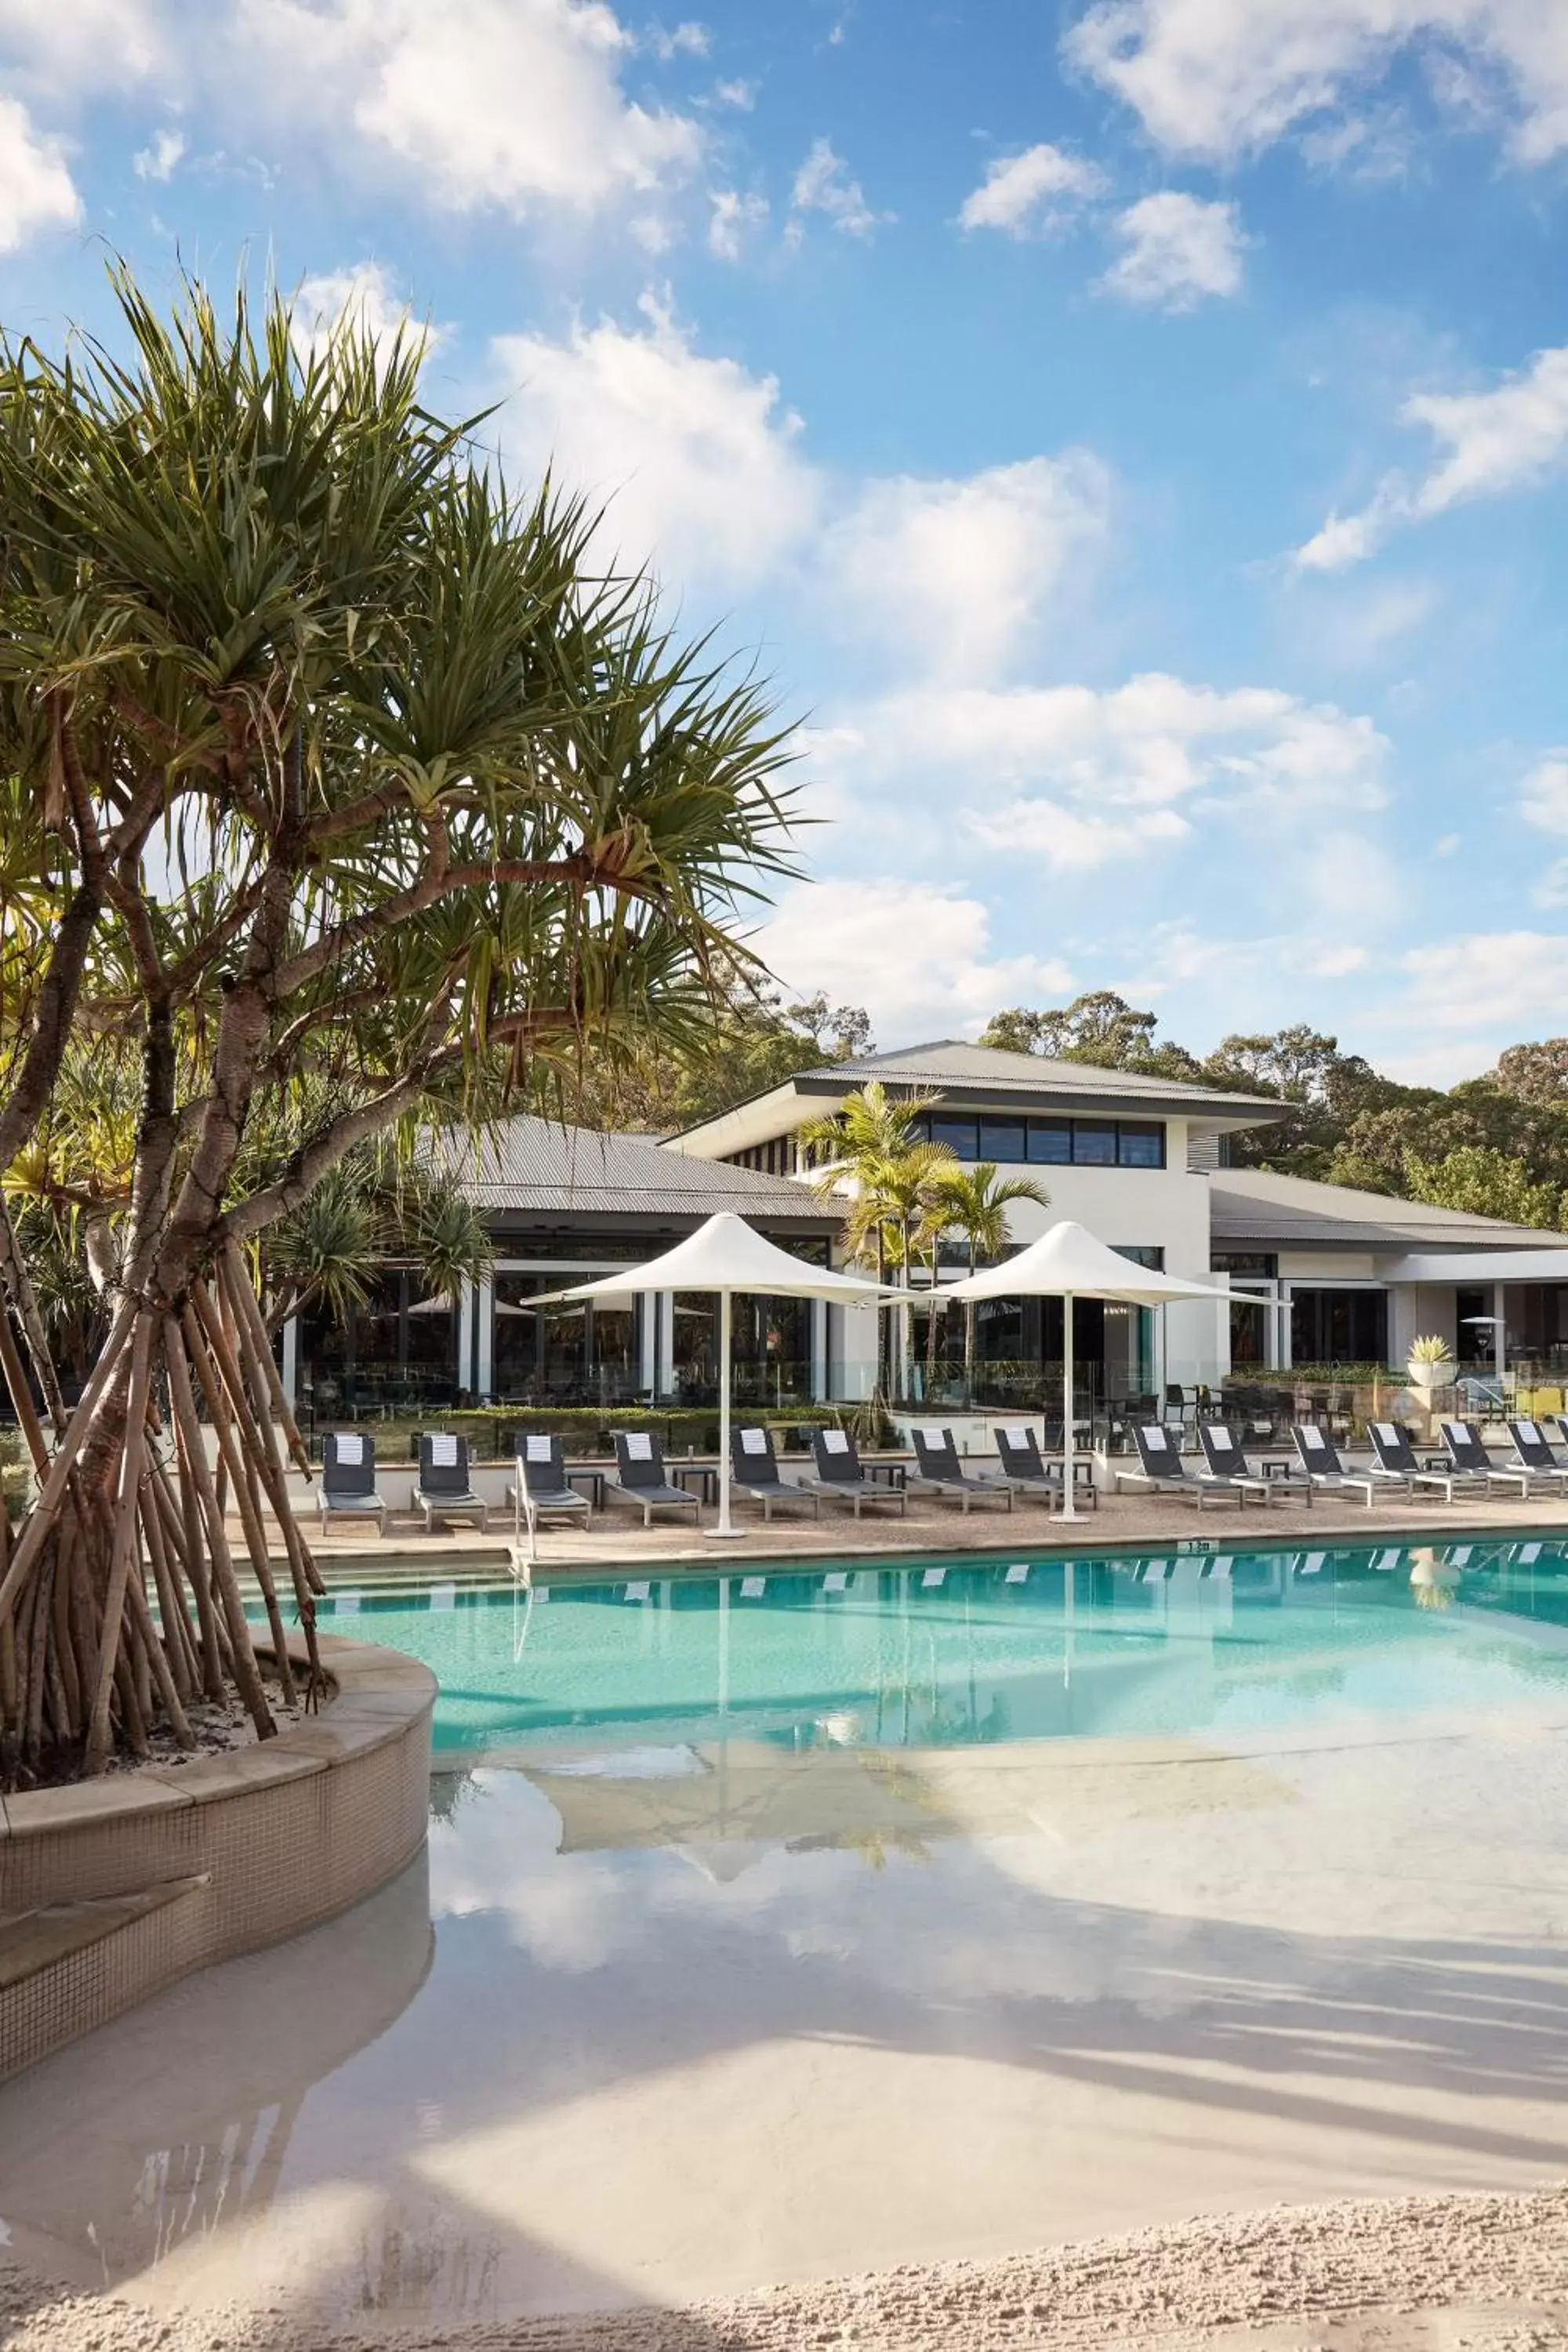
[707,1289,743,1542]
[1059,1288,1081,1522]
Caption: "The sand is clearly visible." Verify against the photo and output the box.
[5,2187,1568,2350]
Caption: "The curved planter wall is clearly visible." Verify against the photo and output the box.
[0,1635,434,2083]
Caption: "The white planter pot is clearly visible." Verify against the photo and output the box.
[1407,1362,1453,1390]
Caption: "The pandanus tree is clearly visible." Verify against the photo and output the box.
[0,271,795,1785]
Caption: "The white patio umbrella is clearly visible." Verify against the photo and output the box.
[538,1212,898,1539]
[946,1220,1235,1521]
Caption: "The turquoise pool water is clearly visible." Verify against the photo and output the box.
[301,1536,1568,1757]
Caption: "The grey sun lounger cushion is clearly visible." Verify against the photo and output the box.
[1116,1424,1229,1512]
[417,1434,489,1531]
[1290,1422,1375,1505]
[321,1431,387,1532]
[1366,1421,1472,1503]
[728,1428,819,1519]
[804,1428,907,1517]
[1506,1420,1568,1486]
[909,1428,1013,1513]
[993,1425,1097,1512]
[608,1430,700,1525]
[1439,1420,1530,1497]
[1196,1421,1298,1506]
[510,1435,590,1525]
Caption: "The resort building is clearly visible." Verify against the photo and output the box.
[281,1040,1568,1421]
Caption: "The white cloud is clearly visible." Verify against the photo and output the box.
[1519,753,1568,836]
[818,454,1111,681]
[707,186,768,260]
[0,0,162,93]
[1295,342,1568,570]
[292,262,441,361]
[967,799,1190,873]
[1063,0,1568,167]
[494,292,820,590]
[713,77,754,109]
[0,95,79,250]
[754,879,1071,1038]
[957,142,1106,237]
[132,126,185,182]
[788,137,891,239]
[648,19,708,58]
[1098,191,1246,309]
[241,0,702,216]
[1400,933,1568,1029]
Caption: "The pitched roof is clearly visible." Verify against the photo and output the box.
[1210,1166,1568,1253]
[426,1116,840,1224]
[666,1037,1282,1152]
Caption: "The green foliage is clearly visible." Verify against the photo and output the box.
[1402,1145,1568,1231]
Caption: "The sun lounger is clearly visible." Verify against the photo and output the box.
[416,1432,489,1533]
[1198,1421,1306,1506]
[320,1430,387,1535]
[1505,1419,1568,1491]
[802,1428,907,1517]
[1366,1421,1472,1503]
[1439,1419,1531,1498]
[993,1424,1097,1510]
[508,1435,590,1546]
[729,1427,820,1521]
[909,1428,1013,1513]
[608,1430,701,1526]
[1290,1423,1375,1505]
[1115,1424,1229,1511]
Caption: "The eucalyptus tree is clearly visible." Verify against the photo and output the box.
[0,271,795,1784]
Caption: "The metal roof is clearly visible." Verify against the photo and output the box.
[1210,1167,1568,1254]
[666,1037,1283,1157]
[426,1115,840,1225]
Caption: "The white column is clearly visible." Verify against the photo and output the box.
[638,1290,658,1393]
[281,1312,298,1406]
[657,1292,676,1397]
[458,1279,474,1399]
[1494,1281,1507,1383]
[810,1299,828,1402]
[475,1274,495,1399]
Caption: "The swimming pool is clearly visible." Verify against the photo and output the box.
[306,1535,1568,1758]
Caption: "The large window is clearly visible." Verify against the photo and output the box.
[913,1112,1166,1169]
[1290,1287,1388,1365]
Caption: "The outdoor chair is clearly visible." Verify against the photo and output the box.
[1290,1422,1375,1506]
[802,1428,907,1517]
[1197,1421,1301,1507]
[608,1431,701,1526]
[729,1427,820,1522]
[508,1435,590,1547]
[1366,1421,1469,1503]
[320,1431,387,1536]
[1505,1419,1568,1491]
[909,1428,1013,1513]
[1114,1423,1229,1512]
[994,1424,1097,1511]
[416,1433,489,1533]
[1439,1419,1531,1499]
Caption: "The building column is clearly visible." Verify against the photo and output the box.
[1494,1280,1507,1382]
[656,1292,676,1398]
[281,1312,298,1408]
[638,1292,658,1395]
[474,1274,495,1400]
[810,1298,828,1402]
[458,1280,475,1401]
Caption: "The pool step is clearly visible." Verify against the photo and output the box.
[0,1875,210,2084]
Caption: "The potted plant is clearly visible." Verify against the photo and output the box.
[1407,1334,1455,1390]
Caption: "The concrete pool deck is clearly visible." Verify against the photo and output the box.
[298,1484,1568,1581]
[5,1623,1568,2348]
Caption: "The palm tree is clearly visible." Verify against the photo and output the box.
[933,1163,1051,1397]
[798,1082,956,1397]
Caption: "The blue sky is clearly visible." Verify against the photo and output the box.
[4,0,1567,1080]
